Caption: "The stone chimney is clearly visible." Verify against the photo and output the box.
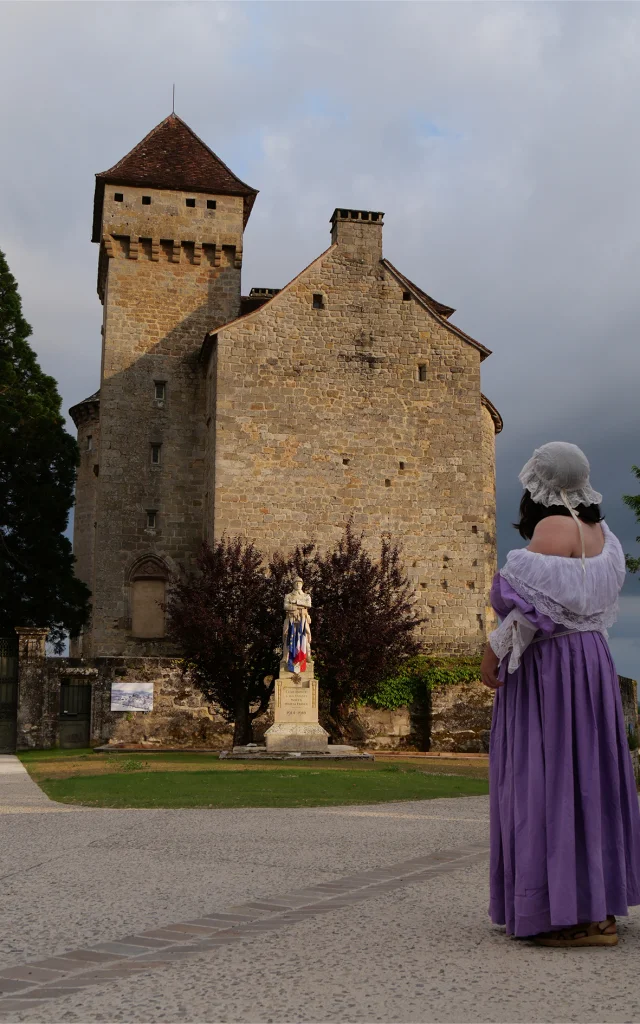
[330,209,384,260]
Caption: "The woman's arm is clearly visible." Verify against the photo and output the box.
[480,643,501,689]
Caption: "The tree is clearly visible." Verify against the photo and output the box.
[0,248,90,650]
[623,465,640,575]
[289,522,424,738]
[167,525,422,745]
[166,537,291,745]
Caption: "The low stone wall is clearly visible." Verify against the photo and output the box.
[342,706,429,751]
[16,650,427,751]
[429,679,494,753]
[15,631,637,760]
[17,653,236,751]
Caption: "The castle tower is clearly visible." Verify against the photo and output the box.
[71,115,257,656]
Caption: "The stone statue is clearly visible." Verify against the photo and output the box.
[283,577,312,672]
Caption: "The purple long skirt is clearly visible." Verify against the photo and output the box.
[489,629,640,937]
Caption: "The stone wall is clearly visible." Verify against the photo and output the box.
[342,705,429,751]
[207,213,497,656]
[15,642,425,752]
[16,647,234,751]
[79,186,245,658]
[429,679,494,753]
[13,630,639,759]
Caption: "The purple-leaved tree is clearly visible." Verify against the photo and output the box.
[167,537,291,746]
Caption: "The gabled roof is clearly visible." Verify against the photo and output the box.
[200,245,492,367]
[382,259,491,361]
[92,114,258,241]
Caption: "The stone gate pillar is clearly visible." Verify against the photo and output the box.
[15,627,50,750]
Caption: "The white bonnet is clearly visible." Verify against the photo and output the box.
[519,441,603,509]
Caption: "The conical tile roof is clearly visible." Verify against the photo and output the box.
[92,114,257,240]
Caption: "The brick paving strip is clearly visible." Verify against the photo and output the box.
[0,839,489,1014]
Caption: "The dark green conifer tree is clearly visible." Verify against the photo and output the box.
[0,248,90,649]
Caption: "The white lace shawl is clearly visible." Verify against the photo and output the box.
[489,521,626,672]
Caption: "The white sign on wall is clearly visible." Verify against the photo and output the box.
[110,681,154,712]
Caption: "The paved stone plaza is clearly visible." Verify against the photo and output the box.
[1,756,639,1023]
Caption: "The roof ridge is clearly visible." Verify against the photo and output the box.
[381,258,491,360]
[382,259,456,318]
[200,243,338,360]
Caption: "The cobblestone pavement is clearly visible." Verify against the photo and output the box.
[1,757,639,1023]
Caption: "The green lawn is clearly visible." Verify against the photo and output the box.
[28,759,488,809]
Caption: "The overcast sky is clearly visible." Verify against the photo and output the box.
[1,1,639,677]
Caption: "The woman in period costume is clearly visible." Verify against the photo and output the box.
[480,442,640,947]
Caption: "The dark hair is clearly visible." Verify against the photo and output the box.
[514,490,604,541]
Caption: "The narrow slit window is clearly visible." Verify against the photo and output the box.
[313,293,324,309]
[154,381,166,401]
[114,193,123,202]
[150,444,162,465]
[185,198,196,208]
[86,435,93,451]
[146,511,157,529]
[207,200,216,210]
[142,195,151,206]
[418,364,427,382]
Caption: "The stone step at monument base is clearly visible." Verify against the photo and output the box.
[220,744,373,761]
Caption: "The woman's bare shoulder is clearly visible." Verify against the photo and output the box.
[527,516,576,556]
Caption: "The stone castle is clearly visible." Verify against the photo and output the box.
[70,113,502,660]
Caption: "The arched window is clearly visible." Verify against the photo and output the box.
[129,557,169,639]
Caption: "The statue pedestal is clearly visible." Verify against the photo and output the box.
[264,659,329,753]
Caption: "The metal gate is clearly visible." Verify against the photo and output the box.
[59,679,92,749]
[0,638,19,753]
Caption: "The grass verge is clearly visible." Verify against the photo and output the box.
[19,751,488,809]
[36,766,489,808]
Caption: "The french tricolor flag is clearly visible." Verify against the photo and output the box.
[287,620,308,674]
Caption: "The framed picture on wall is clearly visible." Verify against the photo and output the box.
[110,681,154,712]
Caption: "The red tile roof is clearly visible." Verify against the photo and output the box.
[92,114,258,241]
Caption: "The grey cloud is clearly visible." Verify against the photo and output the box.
[1,1,638,673]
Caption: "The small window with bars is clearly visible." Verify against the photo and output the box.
[146,510,157,529]
[154,381,166,401]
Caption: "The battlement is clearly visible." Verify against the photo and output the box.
[331,209,384,225]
